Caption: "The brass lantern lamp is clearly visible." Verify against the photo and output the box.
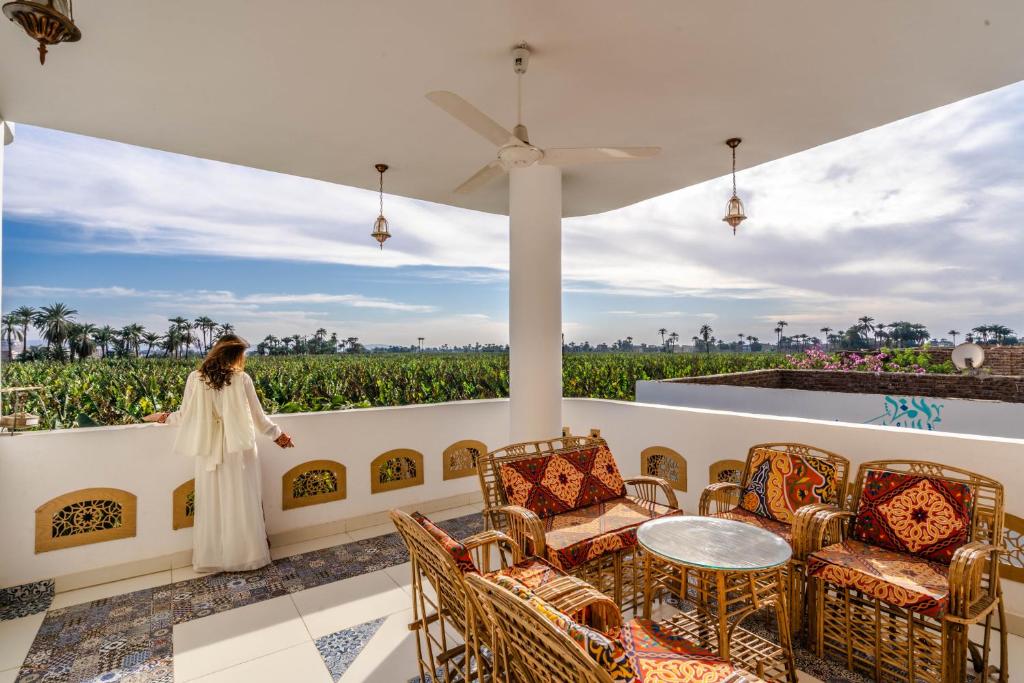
[722,137,747,235]
[2,0,81,65]
[370,163,392,249]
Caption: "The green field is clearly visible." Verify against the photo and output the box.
[1,352,788,430]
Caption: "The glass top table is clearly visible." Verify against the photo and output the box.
[637,516,792,571]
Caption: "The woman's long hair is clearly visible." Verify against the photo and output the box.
[199,334,249,390]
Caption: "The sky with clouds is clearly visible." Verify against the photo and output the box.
[3,79,1023,348]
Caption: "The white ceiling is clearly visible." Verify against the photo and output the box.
[1,1,1022,217]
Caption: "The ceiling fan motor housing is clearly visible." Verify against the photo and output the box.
[498,142,544,169]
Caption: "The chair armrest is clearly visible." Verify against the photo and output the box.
[624,475,679,509]
[802,509,854,555]
[462,529,523,572]
[948,541,1002,619]
[491,505,547,558]
[791,504,839,562]
[544,579,623,633]
[698,482,741,516]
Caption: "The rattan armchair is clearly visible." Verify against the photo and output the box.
[802,460,1006,683]
[477,434,681,609]
[390,508,620,683]
[698,442,851,634]
[464,572,762,683]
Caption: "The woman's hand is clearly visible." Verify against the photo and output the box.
[274,433,295,448]
[143,412,169,424]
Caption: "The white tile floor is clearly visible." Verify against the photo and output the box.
[6,500,1024,682]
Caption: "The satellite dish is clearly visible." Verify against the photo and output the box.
[951,342,985,372]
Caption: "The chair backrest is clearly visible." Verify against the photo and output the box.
[478,434,623,524]
[846,460,1004,566]
[464,572,616,683]
[736,443,851,524]
[390,509,476,635]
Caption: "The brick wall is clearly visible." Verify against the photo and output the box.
[925,346,1024,376]
[667,369,1024,403]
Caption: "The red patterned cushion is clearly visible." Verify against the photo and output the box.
[498,446,627,517]
[543,496,683,571]
[411,512,478,574]
[621,619,753,682]
[850,470,973,564]
[808,539,950,617]
[739,447,839,524]
[710,507,793,547]
[491,557,563,592]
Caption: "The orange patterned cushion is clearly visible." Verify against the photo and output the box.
[499,446,627,517]
[411,512,478,574]
[710,507,793,547]
[851,470,973,564]
[808,539,949,617]
[621,619,754,682]
[543,496,682,571]
[739,448,839,524]
[489,557,564,592]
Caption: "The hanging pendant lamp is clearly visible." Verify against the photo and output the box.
[370,163,391,249]
[722,138,747,235]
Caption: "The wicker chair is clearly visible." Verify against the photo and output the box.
[803,460,1006,683]
[390,509,620,683]
[464,571,763,683]
[698,442,851,633]
[477,433,680,609]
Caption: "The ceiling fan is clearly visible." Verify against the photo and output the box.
[426,44,661,194]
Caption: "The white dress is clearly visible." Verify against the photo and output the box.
[166,370,281,572]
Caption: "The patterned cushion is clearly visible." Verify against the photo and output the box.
[491,557,563,592]
[710,507,793,547]
[850,470,973,564]
[621,619,751,682]
[498,446,627,517]
[491,574,637,682]
[411,512,478,574]
[543,496,683,571]
[739,447,839,524]
[808,539,950,617]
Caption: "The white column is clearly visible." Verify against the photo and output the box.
[508,163,562,442]
[0,120,7,398]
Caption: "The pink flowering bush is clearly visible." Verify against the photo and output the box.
[782,346,953,374]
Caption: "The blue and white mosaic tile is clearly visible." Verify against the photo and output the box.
[0,578,54,621]
[315,617,385,681]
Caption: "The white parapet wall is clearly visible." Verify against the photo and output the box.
[636,379,1024,439]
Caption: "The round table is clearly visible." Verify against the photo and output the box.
[638,516,796,683]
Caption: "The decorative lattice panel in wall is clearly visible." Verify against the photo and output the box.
[282,460,347,510]
[173,479,195,530]
[640,446,687,491]
[35,488,137,553]
[442,440,487,481]
[371,448,424,494]
[1003,512,1024,583]
[709,459,746,486]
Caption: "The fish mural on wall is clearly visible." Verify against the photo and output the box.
[865,395,944,431]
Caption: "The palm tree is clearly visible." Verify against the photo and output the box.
[2,313,24,359]
[417,337,424,351]
[691,335,699,350]
[142,331,161,358]
[12,306,35,357]
[857,316,876,347]
[668,332,679,350]
[658,328,667,348]
[698,324,713,354]
[194,316,216,352]
[216,322,235,339]
[947,329,959,346]
[168,317,190,358]
[775,320,788,349]
[819,327,832,350]
[34,303,78,358]
[93,325,117,358]
[971,325,990,344]
[120,323,145,357]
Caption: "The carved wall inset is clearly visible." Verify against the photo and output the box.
[282,460,347,510]
[35,488,137,553]
[442,440,487,481]
[640,446,687,491]
[1002,512,1024,583]
[709,459,746,486]
[371,448,424,494]
[173,479,195,530]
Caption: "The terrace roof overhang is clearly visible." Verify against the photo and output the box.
[0,1,1022,218]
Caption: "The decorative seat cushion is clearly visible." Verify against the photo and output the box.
[850,470,973,564]
[739,447,839,524]
[411,512,478,574]
[710,507,793,547]
[498,445,627,517]
[489,557,564,592]
[492,574,637,682]
[621,619,752,682]
[543,496,683,571]
[807,539,950,617]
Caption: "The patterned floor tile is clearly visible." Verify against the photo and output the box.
[0,580,53,622]
[314,617,385,682]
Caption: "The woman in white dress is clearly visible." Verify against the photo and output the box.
[144,335,294,572]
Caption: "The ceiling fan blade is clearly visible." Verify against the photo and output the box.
[454,160,506,194]
[426,91,515,147]
[542,146,661,166]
